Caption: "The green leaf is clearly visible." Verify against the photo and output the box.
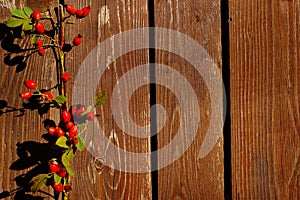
[54,173,62,184]
[6,16,25,28]
[62,148,74,168]
[76,136,85,151]
[30,174,50,193]
[95,91,106,106]
[66,166,74,176]
[31,35,37,45]
[56,136,69,148]
[62,151,70,167]
[23,19,32,32]
[10,8,27,19]
[55,95,67,104]
[23,6,33,17]
[67,148,75,160]
[61,148,75,176]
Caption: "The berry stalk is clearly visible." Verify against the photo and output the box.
[58,4,70,200]
[58,4,68,109]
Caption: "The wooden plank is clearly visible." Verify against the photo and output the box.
[0,1,60,199]
[66,1,151,199]
[229,0,300,199]
[0,0,151,199]
[154,1,224,199]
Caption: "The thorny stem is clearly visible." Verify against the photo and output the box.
[58,4,70,200]
[58,4,66,105]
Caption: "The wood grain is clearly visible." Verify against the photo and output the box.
[0,0,151,199]
[155,0,224,199]
[60,0,152,199]
[0,1,60,199]
[229,0,300,199]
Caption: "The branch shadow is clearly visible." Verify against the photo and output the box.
[0,119,62,200]
[0,23,28,73]
[0,23,57,73]
[0,88,59,118]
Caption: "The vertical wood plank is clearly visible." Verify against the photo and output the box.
[155,1,224,199]
[0,0,152,199]
[0,1,60,199]
[64,0,152,199]
[229,0,300,199]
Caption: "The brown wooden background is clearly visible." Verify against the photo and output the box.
[0,0,299,199]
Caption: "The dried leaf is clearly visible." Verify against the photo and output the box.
[95,91,106,106]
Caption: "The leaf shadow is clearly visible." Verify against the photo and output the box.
[0,23,57,73]
[0,124,63,199]
[0,90,58,118]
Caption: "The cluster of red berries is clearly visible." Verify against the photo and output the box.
[47,105,95,137]
[49,159,71,192]
[34,39,46,56]
[47,110,79,145]
[65,4,90,46]
[52,181,70,193]
[65,4,90,19]
[31,10,48,56]
[31,6,86,57]
[4,3,96,196]
[20,73,71,100]
[72,104,96,122]
[21,80,53,100]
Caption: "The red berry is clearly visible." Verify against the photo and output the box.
[75,105,86,118]
[81,7,90,17]
[49,162,62,173]
[48,127,56,136]
[66,121,74,130]
[21,91,32,99]
[61,73,71,82]
[35,39,43,48]
[38,47,46,56]
[42,92,53,100]
[65,4,76,15]
[32,10,41,21]
[55,127,65,137]
[64,185,72,192]
[69,125,78,138]
[57,168,67,177]
[35,22,45,34]
[73,34,82,46]
[71,105,78,116]
[71,136,79,145]
[85,112,95,121]
[24,80,37,89]
[75,9,84,18]
[52,182,63,192]
[62,110,71,123]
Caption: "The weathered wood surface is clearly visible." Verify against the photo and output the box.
[0,1,60,199]
[1,0,299,199]
[0,0,152,199]
[155,0,224,199]
[229,0,300,199]
[66,0,151,199]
